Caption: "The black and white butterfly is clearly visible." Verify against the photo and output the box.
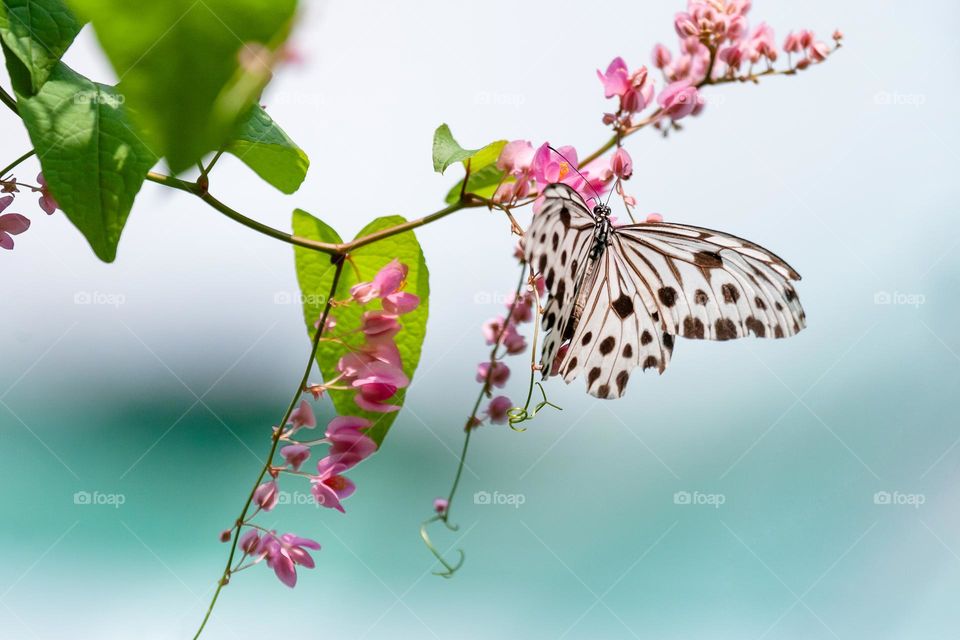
[524,182,806,399]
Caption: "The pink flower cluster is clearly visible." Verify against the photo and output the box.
[596,54,704,127]
[654,1,837,84]
[305,260,420,412]
[335,259,420,413]
[238,529,320,588]
[472,275,544,427]
[233,258,419,588]
[0,173,58,251]
[493,141,608,209]
[241,402,379,587]
[493,140,639,214]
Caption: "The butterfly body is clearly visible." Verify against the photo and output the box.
[525,183,806,399]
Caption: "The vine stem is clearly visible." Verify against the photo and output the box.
[191,255,345,640]
[0,149,35,179]
[145,171,477,255]
[419,261,528,574]
[0,85,17,115]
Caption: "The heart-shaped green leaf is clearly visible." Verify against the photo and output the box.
[68,0,297,174]
[14,61,157,262]
[293,211,430,446]
[226,105,309,194]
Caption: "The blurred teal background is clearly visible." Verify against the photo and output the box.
[2,1,959,638]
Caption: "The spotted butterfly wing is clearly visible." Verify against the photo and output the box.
[524,183,806,399]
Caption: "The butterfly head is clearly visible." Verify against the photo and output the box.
[592,203,612,219]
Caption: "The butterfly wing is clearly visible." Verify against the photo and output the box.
[612,222,805,342]
[552,221,805,399]
[554,245,675,398]
[523,184,596,373]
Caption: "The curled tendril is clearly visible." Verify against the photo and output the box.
[420,515,465,578]
[507,383,562,431]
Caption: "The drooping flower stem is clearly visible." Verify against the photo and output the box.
[420,261,528,576]
[0,149,35,179]
[192,254,346,640]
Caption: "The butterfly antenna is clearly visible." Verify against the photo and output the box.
[604,177,619,208]
[546,145,603,205]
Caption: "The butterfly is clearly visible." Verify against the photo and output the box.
[524,182,806,399]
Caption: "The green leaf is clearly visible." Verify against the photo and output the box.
[225,105,308,194]
[293,211,430,446]
[68,0,297,174]
[0,0,82,94]
[432,123,505,175]
[15,62,157,261]
[444,163,508,205]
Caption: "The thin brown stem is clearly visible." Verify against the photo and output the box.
[0,149,35,179]
[191,255,345,640]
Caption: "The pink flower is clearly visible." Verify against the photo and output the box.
[482,316,507,345]
[610,148,633,179]
[486,396,513,424]
[597,57,631,98]
[497,140,535,176]
[289,399,316,430]
[280,444,311,471]
[501,324,527,355]
[476,361,510,388]
[652,44,672,69]
[239,529,260,555]
[382,291,419,315]
[433,498,448,514]
[254,480,279,511]
[504,291,533,323]
[809,41,830,62]
[674,12,698,38]
[646,213,664,223]
[361,310,401,339]
[311,458,356,513]
[0,196,29,251]
[35,173,58,215]
[350,259,407,303]
[326,416,377,467]
[783,31,803,54]
[259,532,320,588]
[351,360,409,413]
[658,81,699,120]
[747,23,778,63]
[532,143,579,185]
